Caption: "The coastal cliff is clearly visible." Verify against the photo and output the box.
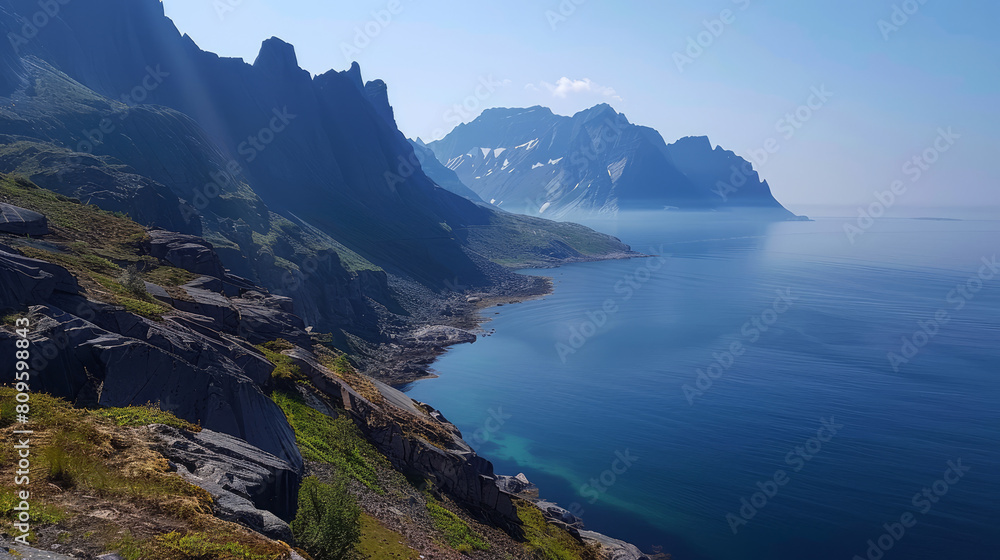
[0,176,650,560]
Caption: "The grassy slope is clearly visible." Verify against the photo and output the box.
[462,211,633,268]
[0,174,184,319]
[0,389,293,559]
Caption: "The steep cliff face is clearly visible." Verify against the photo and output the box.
[664,135,790,211]
[428,104,795,219]
[0,0,491,285]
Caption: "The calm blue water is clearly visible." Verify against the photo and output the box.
[401,212,1000,560]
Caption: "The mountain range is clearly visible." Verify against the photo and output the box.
[422,104,798,220]
[0,0,633,340]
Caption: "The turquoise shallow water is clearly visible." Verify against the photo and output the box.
[401,213,1000,560]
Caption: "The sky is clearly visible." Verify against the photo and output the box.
[160,0,1000,214]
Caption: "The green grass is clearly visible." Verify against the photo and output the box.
[108,529,289,560]
[0,390,210,515]
[461,211,630,269]
[256,340,306,382]
[252,213,382,274]
[0,175,146,259]
[91,403,201,432]
[517,504,597,560]
[272,391,388,492]
[0,487,69,527]
[156,531,283,560]
[1,312,23,326]
[360,513,419,560]
[145,266,198,288]
[0,175,183,320]
[92,274,168,319]
[426,499,490,552]
[118,297,169,319]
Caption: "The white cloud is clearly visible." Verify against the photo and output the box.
[537,77,622,101]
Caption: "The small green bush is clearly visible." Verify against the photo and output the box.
[117,264,147,297]
[292,476,363,560]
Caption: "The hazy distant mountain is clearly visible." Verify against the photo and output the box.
[428,104,795,219]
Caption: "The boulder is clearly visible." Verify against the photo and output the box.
[232,292,309,346]
[149,424,300,538]
[176,285,240,333]
[145,229,225,278]
[534,500,584,530]
[0,203,49,236]
[496,472,537,496]
[0,249,79,311]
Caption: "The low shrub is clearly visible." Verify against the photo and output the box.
[292,476,363,560]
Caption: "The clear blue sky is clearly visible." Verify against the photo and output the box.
[161,0,999,213]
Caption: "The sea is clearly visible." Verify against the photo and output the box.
[400,208,1000,560]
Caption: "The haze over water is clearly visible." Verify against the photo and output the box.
[403,211,1000,560]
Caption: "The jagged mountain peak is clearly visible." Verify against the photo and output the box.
[345,60,365,91]
[364,78,397,128]
[574,102,625,122]
[253,36,309,80]
[428,105,794,218]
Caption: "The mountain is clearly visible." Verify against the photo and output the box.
[408,138,485,202]
[0,0,633,338]
[427,104,797,219]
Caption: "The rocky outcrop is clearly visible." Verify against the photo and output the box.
[2,304,302,471]
[0,202,49,236]
[231,291,310,346]
[145,230,226,278]
[0,248,79,311]
[369,422,517,526]
[496,473,537,496]
[407,325,477,348]
[280,346,519,528]
[578,531,648,560]
[149,424,301,539]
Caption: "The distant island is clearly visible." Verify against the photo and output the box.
[418,104,804,220]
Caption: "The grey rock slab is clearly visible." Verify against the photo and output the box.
[0,202,49,236]
[0,249,79,310]
[146,229,225,278]
[149,425,300,539]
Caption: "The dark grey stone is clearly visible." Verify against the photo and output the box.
[149,425,300,538]
[0,203,49,236]
[145,230,225,278]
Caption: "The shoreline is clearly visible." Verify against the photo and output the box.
[367,250,641,386]
[378,251,653,560]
